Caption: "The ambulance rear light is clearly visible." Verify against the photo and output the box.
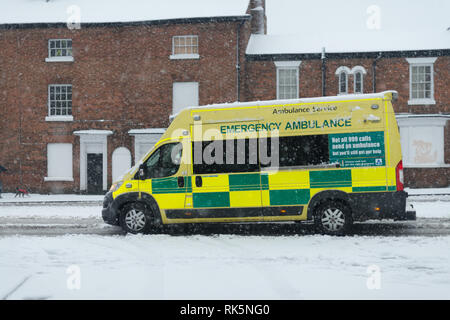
[396,160,404,191]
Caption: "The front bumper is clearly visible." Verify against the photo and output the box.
[349,191,416,221]
[102,191,120,226]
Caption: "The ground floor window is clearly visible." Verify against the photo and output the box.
[45,143,73,181]
[397,116,449,167]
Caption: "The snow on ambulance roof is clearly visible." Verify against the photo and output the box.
[183,91,397,113]
[0,0,249,25]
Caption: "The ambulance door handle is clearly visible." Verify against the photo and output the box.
[177,176,185,188]
[195,176,203,188]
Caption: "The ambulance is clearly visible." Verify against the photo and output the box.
[102,91,416,235]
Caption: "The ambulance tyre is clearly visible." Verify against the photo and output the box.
[120,201,161,234]
[314,200,353,236]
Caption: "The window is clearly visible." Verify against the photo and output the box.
[339,72,348,94]
[46,39,74,62]
[277,69,299,99]
[275,61,301,100]
[261,135,330,168]
[45,143,73,181]
[193,139,259,175]
[351,66,366,94]
[335,66,351,95]
[397,116,448,167]
[407,57,437,105]
[411,66,432,99]
[173,82,199,115]
[142,143,182,179]
[48,84,72,118]
[193,135,330,174]
[49,39,72,57]
[171,35,199,59]
[354,72,362,93]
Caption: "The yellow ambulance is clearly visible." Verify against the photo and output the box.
[102,91,415,235]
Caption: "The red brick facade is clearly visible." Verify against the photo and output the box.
[0,18,252,193]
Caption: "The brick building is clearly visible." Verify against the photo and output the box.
[0,0,448,194]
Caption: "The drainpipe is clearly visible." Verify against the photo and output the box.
[321,47,326,96]
[236,20,245,102]
[372,53,382,93]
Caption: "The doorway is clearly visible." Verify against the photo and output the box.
[87,153,103,194]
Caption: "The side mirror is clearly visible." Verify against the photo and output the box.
[139,164,146,180]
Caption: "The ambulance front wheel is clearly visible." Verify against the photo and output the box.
[314,200,353,236]
[120,202,160,234]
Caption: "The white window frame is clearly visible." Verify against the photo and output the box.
[170,35,199,60]
[46,84,73,122]
[351,66,366,94]
[353,71,363,94]
[45,39,74,62]
[275,61,301,100]
[74,130,113,191]
[44,143,74,182]
[335,66,351,95]
[406,57,437,105]
[339,72,348,95]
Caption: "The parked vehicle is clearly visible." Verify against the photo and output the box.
[102,91,415,235]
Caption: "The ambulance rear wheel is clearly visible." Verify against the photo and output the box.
[314,200,353,236]
[120,202,160,234]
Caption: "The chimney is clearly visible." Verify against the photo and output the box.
[249,0,266,34]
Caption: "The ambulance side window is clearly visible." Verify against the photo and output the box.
[193,139,259,175]
[261,135,330,168]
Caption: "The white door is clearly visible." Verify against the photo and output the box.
[112,147,132,182]
[173,82,199,115]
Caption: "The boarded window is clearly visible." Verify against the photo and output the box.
[47,143,73,179]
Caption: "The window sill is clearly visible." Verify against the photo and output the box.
[408,99,436,106]
[44,177,74,182]
[45,56,74,63]
[170,54,200,60]
[45,116,73,122]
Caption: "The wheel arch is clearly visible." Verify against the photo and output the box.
[112,192,161,219]
[307,190,352,220]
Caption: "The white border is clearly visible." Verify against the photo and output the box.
[74,130,113,192]
[275,61,301,100]
[407,57,437,105]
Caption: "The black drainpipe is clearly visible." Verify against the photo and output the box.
[321,47,326,96]
[236,20,245,102]
[372,53,382,93]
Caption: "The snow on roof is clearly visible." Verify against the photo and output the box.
[246,30,450,55]
[255,0,450,55]
[0,0,249,25]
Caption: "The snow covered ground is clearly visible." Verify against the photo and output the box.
[0,190,449,300]
[1,234,450,300]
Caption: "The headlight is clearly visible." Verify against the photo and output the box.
[109,181,123,192]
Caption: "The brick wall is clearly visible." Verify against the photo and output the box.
[0,20,248,193]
